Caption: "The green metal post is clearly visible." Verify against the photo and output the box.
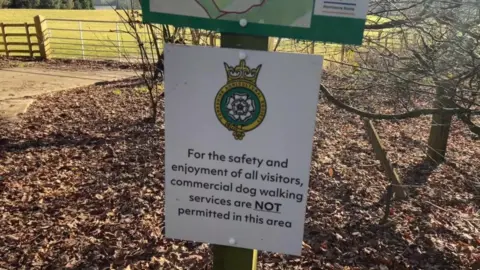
[212,245,258,270]
[221,33,269,51]
[211,32,269,270]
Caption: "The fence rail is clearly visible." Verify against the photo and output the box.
[0,22,40,58]
[1,15,416,65]
[43,17,153,61]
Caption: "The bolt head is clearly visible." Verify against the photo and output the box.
[239,51,247,60]
[239,19,248,27]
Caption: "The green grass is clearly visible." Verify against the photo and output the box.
[112,89,122,95]
[0,9,152,60]
[1,9,405,64]
[135,86,149,93]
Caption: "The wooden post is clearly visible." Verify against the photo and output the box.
[34,15,51,60]
[79,21,85,60]
[364,119,407,199]
[212,245,258,270]
[211,32,269,270]
[426,82,455,163]
[209,32,215,47]
[1,23,9,58]
[220,33,269,51]
[25,23,34,58]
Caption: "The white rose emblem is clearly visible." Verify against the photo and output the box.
[226,93,255,121]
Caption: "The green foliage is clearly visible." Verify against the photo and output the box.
[8,0,40,8]
[0,0,10,8]
[61,0,73,9]
[135,86,149,94]
[7,0,90,8]
[80,0,93,9]
[112,89,122,95]
[39,0,61,8]
[73,0,92,9]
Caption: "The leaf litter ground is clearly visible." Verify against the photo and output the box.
[0,67,479,269]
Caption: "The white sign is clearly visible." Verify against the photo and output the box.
[164,44,323,255]
[315,0,369,19]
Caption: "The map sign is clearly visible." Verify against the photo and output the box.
[163,44,323,255]
[142,0,370,45]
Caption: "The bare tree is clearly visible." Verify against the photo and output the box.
[114,5,220,123]
[115,7,184,123]
[321,0,480,163]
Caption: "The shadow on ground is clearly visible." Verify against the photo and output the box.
[0,78,476,269]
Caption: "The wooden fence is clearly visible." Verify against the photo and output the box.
[0,15,50,59]
[1,15,414,63]
[0,21,40,58]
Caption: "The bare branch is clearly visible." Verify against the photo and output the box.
[459,114,480,136]
[320,85,480,120]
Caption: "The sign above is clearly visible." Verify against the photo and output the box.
[163,44,323,255]
[142,0,370,45]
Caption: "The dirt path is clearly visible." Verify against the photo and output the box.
[0,67,136,120]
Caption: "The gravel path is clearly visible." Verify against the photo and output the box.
[0,67,135,120]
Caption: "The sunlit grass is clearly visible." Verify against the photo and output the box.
[1,10,403,64]
[0,9,149,59]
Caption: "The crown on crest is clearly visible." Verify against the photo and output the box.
[224,60,262,84]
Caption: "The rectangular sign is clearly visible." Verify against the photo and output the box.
[164,44,323,255]
[142,0,370,45]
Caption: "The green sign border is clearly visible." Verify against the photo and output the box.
[142,0,366,45]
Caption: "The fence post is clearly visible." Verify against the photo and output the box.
[363,119,407,200]
[34,15,51,60]
[25,23,34,58]
[1,23,8,58]
[79,21,85,60]
[116,23,121,60]
[211,33,266,270]
[209,32,215,47]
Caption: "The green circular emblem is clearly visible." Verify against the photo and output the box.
[215,60,267,140]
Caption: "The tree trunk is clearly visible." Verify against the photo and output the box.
[190,29,200,45]
[426,82,455,163]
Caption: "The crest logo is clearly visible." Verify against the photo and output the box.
[215,59,267,140]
